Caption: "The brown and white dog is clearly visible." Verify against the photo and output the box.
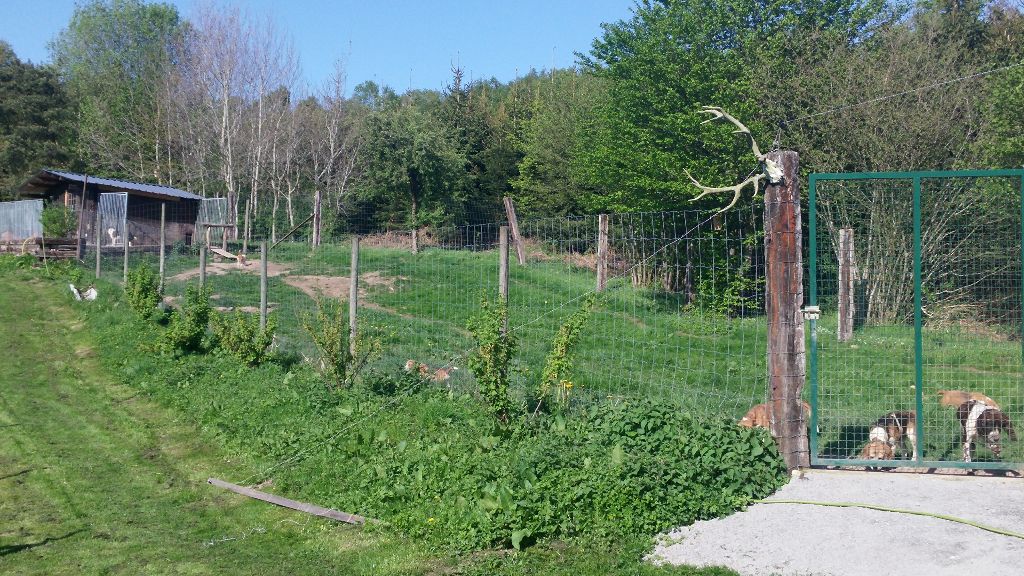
[868,411,917,459]
[937,390,1000,410]
[859,439,895,461]
[738,401,811,429]
[404,359,456,383]
[957,400,1017,462]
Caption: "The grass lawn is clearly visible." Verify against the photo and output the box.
[0,270,739,575]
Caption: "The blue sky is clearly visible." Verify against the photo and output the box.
[0,0,635,93]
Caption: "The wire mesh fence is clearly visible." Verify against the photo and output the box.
[66,200,770,422]
[810,171,1024,468]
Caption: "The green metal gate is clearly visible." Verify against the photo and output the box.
[808,169,1024,470]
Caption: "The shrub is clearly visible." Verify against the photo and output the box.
[41,204,77,238]
[301,297,376,388]
[161,284,211,355]
[125,263,162,319]
[535,295,595,413]
[467,297,518,423]
[211,310,276,366]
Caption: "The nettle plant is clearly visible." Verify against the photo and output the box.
[211,310,276,366]
[467,296,517,424]
[535,295,596,414]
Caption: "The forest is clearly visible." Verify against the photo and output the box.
[1,0,1022,245]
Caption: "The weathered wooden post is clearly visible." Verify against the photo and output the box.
[764,150,809,471]
[260,241,268,330]
[411,228,419,254]
[94,203,102,279]
[123,221,130,284]
[199,245,207,289]
[499,226,509,332]
[596,214,609,292]
[503,196,526,265]
[348,236,359,357]
[838,228,855,342]
[76,176,89,260]
[159,203,167,293]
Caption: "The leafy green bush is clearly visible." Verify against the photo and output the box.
[211,310,276,365]
[302,297,373,388]
[467,297,518,423]
[535,295,596,413]
[161,284,211,355]
[124,263,162,319]
[41,204,77,238]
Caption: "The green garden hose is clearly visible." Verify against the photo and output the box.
[754,499,1024,540]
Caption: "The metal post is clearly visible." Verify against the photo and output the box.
[913,176,924,463]
[159,203,166,293]
[764,150,807,471]
[348,236,359,357]
[260,241,268,330]
[808,175,820,465]
[199,245,207,289]
[596,214,609,292]
[94,202,101,279]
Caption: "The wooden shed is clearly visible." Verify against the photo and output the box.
[17,169,204,249]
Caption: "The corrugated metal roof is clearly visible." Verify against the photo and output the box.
[23,170,204,201]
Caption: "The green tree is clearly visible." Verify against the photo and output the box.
[50,0,184,181]
[0,42,75,198]
[358,99,465,229]
[511,69,606,216]
[577,0,890,213]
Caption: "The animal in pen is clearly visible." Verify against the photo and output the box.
[738,401,810,429]
[936,390,1000,410]
[957,400,1017,462]
[867,411,916,459]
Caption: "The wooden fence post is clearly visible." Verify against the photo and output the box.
[123,221,130,284]
[260,241,268,330]
[159,203,166,293]
[349,236,359,357]
[499,226,509,332]
[76,175,88,260]
[412,228,419,254]
[94,203,101,279]
[503,196,526,265]
[596,214,609,292]
[838,228,855,342]
[764,150,809,471]
[199,245,207,289]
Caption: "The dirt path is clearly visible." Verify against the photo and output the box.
[652,468,1024,576]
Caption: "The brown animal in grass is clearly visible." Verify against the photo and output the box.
[937,390,1000,410]
[868,411,917,459]
[404,359,455,382]
[957,400,1017,462]
[738,401,811,429]
[859,439,895,461]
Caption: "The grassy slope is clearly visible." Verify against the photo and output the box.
[0,271,737,575]
[147,240,1023,463]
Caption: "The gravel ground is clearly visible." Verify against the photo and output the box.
[651,469,1024,576]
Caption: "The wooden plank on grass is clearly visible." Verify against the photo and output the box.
[207,478,371,525]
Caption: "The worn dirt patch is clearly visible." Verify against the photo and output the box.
[652,468,1024,576]
[168,259,290,282]
[282,270,398,300]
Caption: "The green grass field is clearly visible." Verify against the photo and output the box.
[99,238,1023,466]
[1,268,745,575]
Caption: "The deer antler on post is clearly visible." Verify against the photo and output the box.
[685,106,783,213]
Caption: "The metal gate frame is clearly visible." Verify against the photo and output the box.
[808,168,1024,471]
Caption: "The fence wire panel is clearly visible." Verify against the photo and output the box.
[75,200,772,422]
[0,200,43,243]
[810,171,1024,469]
